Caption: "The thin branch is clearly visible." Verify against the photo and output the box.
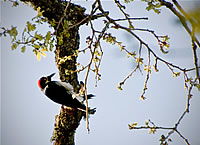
[83,19,110,132]
[141,50,151,100]
[97,1,185,73]
[120,25,185,72]
[113,0,134,29]
[175,129,190,145]
[138,41,143,73]
[68,7,98,30]
[118,42,142,90]
[134,28,169,53]
[114,17,148,21]
[192,41,200,84]
[129,125,174,130]
[55,0,71,34]
[185,66,200,72]
[158,0,200,84]
[83,31,95,133]
[175,78,196,129]
[94,40,103,87]
[158,0,200,48]
[172,0,193,25]
[118,65,139,90]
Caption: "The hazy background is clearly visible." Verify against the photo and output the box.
[1,0,200,145]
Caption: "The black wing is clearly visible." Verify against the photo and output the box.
[44,81,86,110]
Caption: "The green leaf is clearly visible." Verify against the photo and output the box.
[27,21,36,32]
[130,51,136,57]
[194,83,200,91]
[46,31,51,42]
[65,32,70,38]
[136,57,143,65]
[35,32,43,41]
[49,19,57,27]
[173,72,180,77]
[33,44,40,49]
[37,7,44,17]
[144,1,161,14]
[49,39,54,51]
[129,23,134,30]
[57,35,63,45]
[31,38,35,44]
[21,46,26,53]
[124,0,134,3]
[63,20,72,29]
[94,50,101,56]
[8,26,18,40]
[154,9,161,14]
[11,43,17,50]
[117,85,123,91]
[12,1,19,7]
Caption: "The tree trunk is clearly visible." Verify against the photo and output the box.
[20,0,87,144]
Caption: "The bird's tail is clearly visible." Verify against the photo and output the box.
[85,94,95,100]
[78,107,96,119]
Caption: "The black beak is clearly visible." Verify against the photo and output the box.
[47,73,56,81]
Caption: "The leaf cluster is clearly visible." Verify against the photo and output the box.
[0,26,18,41]
[141,0,161,14]
[0,6,56,61]
[19,21,55,61]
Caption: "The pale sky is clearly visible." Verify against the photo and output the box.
[1,1,200,145]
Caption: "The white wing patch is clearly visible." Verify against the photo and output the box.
[75,95,84,102]
[55,81,84,102]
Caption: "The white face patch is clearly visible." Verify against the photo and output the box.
[42,84,48,94]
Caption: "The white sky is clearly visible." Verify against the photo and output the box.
[1,1,200,145]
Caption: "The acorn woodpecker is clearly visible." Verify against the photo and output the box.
[38,73,95,111]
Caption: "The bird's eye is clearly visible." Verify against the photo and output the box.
[41,77,47,82]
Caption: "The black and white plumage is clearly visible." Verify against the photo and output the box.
[38,73,94,111]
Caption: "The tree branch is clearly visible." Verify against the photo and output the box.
[158,0,200,48]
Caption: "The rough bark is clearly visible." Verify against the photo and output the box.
[20,0,87,144]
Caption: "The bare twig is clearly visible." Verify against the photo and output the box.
[83,19,110,132]
[174,129,190,145]
[141,50,151,100]
[192,41,200,84]
[114,17,148,21]
[55,0,71,33]
[158,0,200,48]
[114,0,134,29]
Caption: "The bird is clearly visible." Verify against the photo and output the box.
[38,73,95,112]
